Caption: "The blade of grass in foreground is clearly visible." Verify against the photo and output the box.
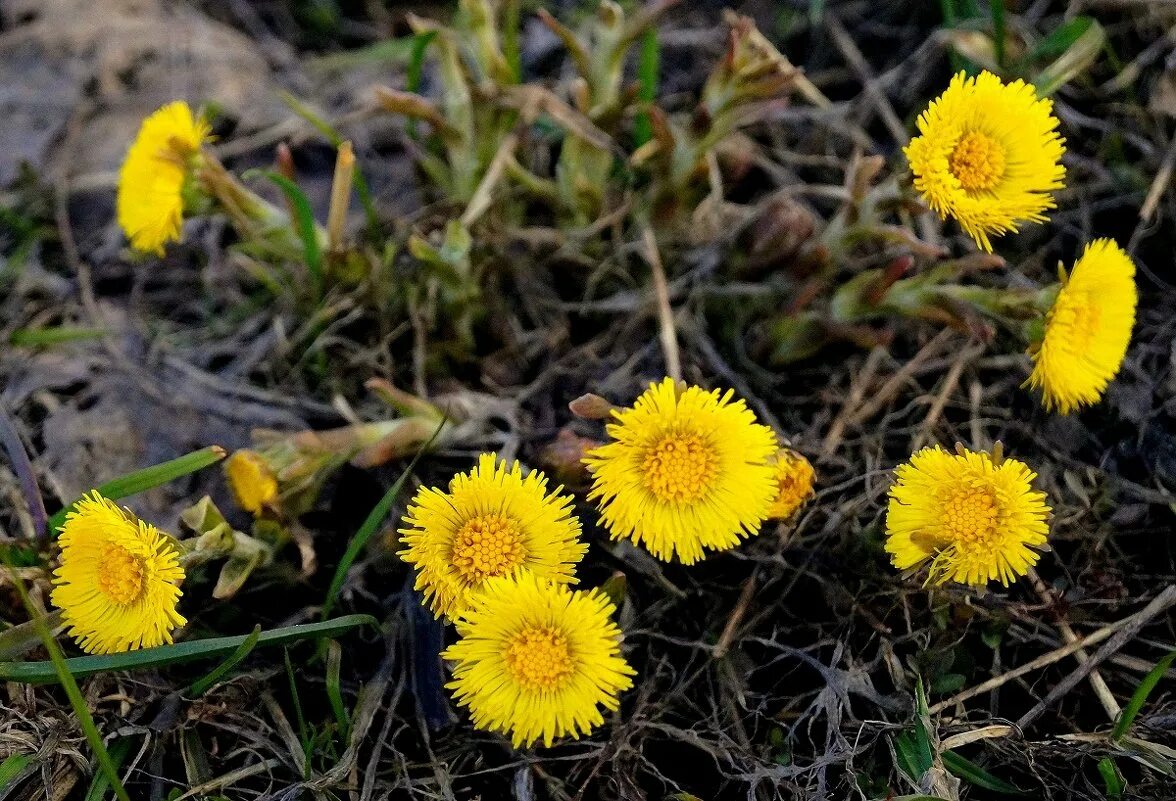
[322,419,445,619]
[1112,648,1176,741]
[2,554,130,801]
[47,446,228,533]
[0,615,376,684]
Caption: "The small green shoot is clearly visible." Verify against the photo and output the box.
[634,28,660,147]
[326,639,350,741]
[1112,648,1176,741]
[255,171,324,297]
[1097,756,1125,800]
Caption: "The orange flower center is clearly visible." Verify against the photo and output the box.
[642,430,718,504]
[97,543,147,605]
[950,131,1006,191]
[939,487,1000,547]
[504,625,575,692]
[451,513,526,584]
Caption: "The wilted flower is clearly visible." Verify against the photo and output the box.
[765,448,815,520]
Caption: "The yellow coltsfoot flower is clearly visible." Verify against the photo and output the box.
[886,445,1050,587]
[905,71,1065,252]
[1027,239,1137,414]
[399,454,586,620]
[117,101,211,255]
[443,573,635,748]
[225,449,280,515]
[765,448,815,521]
[584,378,777,564]
[51,492,187,654]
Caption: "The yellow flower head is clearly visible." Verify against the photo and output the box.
[886,446,1050,587]
[443,573,635,748]
[905,71,1065,252]
[51,492,187,654]
[766,448,815,520]
[1027,239,1137,414]
[584,378,777,564]
[116,101,211,255]
[399,454,586,620]
[225,450,279,515]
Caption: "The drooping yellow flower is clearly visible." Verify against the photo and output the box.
[765,448,815,520]
[443,573,635,748]
[116,101,211,255]
[399,454,586,619]
[225,450,279,515]
[584,378,777,563]
[885,446,1050,587]
[905,71,1065,252]
[51,493,186,654]
[1027,239,1137,414]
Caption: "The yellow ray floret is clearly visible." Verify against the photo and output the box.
[584,378,777,563]
[1027,239,1137,414]
[51,492,186,654]
[443,573,635,748]
[905,71,1065,252]
[116,101,211,255]
[765,448,815,520]
[399,453,586,620]
[225,449,279,515]
[886,446,1051,587]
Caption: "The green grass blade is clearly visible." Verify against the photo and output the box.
[326,639,350,741]
[284,648,312,774]
[989,0,1006,68]
[634,28,660,147]
[0,754,34,791]
[1112,648,1176,741]
[1030,16,1095,62]
[187,624,262,696]
[2,556,130,801]
[322,419,445,619]
[503,0,522,83]
[48,446,228,533]
[943,751,1025,794]
[0,615,377,684]
[278,92,379,232]
[405,32,438,140]
[1097,756,1125,800]
[9,326,107,347]
[256,171,323,296]
[83,737,135,801]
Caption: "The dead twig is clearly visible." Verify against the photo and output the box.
[931,586,1176,716]
[641,225,681,382]
[1014,585,1176,730]
[1028,567,1122,722]
[713,573,758,660]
